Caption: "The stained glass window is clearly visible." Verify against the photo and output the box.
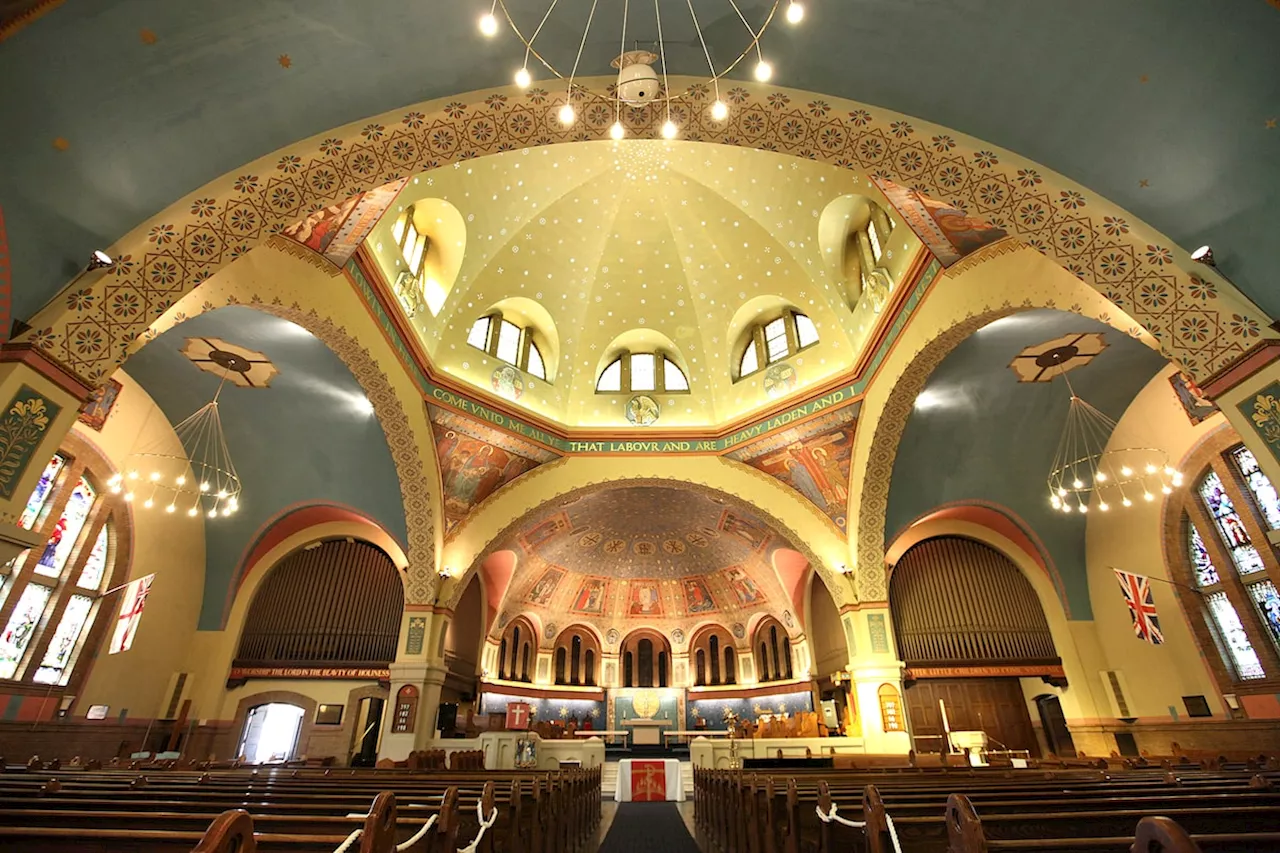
[1250,580,1280,650]
[110,574,155,654]
[1188,524,1220,587]
[1231,447,1280,531]
[33,595,94,685]
[0,584,52,679]
[866,221,884,263]
[76,527,109,591]
[18,455,65,530]
[33,478,96,579]
[1205,591,1264,680]
[1198,472,1265,576]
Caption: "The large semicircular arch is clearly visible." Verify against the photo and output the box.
[17,78,1267,386]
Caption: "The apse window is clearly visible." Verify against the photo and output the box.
[596,352,689,394]
[467,314,548,380]
[0,449,123,688]
[109,573,155,654]
[737,309,819,380]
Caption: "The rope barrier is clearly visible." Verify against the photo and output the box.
[395,813,439,852]
[815,802,903,853]
[457,800,499,853]
[332,828,363,853]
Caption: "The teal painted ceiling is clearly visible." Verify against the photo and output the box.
[0,0,1278,326]
[885,309,1170,620]
[122,306,407,630]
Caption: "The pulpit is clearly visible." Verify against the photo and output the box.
[622,718,669,746]
[949,730,988,766]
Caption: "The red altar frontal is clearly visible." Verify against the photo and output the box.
[613,758,683,802]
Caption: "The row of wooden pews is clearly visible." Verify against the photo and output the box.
[694,761,1280,852]
[0,761,600,852]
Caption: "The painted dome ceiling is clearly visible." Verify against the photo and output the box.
[500,484,787,579]
[365,141,921,430]
[484,483,806,633]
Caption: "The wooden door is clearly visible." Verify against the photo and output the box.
[904,678,1039,756]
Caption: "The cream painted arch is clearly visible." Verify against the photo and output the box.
[135,247,443,604]
[884,517,1104,722]
[438,456,856,614]
[845,243,1164,603]
[183,519,407,721]
[17,78,1268,388]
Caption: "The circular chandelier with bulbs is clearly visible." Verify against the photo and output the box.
[476,0,807,139]
[1047,375,1182,515]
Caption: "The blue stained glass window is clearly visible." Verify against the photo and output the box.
[1250,580,1280,651]
[1199,472,1266,576]
[1188,523,1220,588]
[18,456,66,530]
[1231,447,1280,531]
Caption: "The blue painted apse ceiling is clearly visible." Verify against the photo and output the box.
[122,306,406,629]
[1,1,1278,324]
[885,309,1170,620]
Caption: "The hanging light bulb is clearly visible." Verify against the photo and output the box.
[661,119,679,139]
[609,121,626,140]
[124,492,134,502]
[166,504,176,514]
[478,12,499,37]
[1143,492,1155,502]
[143,498,154,509]
[1122,497,1133,507]
[514,67,532,89]
[710,100,729,121]
[1161,484,1173,494]
[1095,471,1108,482]
[1098,502,1109,512]
[1078,503,1088,514]
[786,2,805,24]
[754,60,773,82]
[1121,466,1133,477]
[1072,478,1084,489]
[558,103,576,126]
[187,507,198,517]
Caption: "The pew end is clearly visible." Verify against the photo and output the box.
[863,784,890,853]
[946,793,987,853]
[192,809,257,853]
[359,791,398,853]
[1131,816,1203,853]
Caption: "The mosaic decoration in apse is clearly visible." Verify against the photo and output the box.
[874,179,1009,267]
[429,404,559,536]
[725,405,857,528]
[1008,333,1107,383]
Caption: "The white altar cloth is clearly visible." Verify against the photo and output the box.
[613,758,684,802]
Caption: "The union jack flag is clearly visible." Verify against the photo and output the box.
[1114,569,1163,645]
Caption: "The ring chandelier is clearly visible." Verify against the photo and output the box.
[1047,370,1182,516]
[476,0,807,139]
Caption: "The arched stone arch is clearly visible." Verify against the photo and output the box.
[18,79,1266,390]
[846,243,1163,602]
[440,458,854,612]
[124,249,441,604]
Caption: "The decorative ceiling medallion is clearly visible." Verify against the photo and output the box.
[626,394,660,426]
[180,337,278,388]
[1009,333,1107,383]
[764,362,798,398]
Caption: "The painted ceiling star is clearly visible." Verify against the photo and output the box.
[1138,179,1150,188]
[278,54,292,68]
[1267,118,1277,129]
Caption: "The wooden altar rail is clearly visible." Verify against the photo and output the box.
[694,765,1280,852]
[0,765,600,853]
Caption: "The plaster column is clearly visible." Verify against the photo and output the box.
[848,605,910,754]
[0,347,92,563]
[378,606,446,759]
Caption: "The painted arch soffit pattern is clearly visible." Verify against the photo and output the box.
[17,78,1270,386]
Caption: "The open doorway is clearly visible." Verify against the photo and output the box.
[238,703,305,764]
[349,696,386,767]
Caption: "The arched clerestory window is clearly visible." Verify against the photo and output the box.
[736,310,819,380]
[467,314,547,380]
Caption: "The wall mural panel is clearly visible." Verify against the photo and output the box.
[726,405,857,529]
[429,403,559,537]
[276,178,409,270]
[875,179,1009,267]
[687,691,815,730]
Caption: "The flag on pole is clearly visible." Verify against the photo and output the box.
[1114,569,1163,645]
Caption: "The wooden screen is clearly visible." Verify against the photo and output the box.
[905,678,1039,755]
[890,537,1057,667]
[236,540,402,666]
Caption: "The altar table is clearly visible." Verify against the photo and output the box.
[613,758,683,802]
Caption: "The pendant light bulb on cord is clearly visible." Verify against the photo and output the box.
[479,12,499,36]
[786,2,804,24]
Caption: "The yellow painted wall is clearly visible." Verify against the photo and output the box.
[74,369,206,719]
[1086,364,1227,718]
